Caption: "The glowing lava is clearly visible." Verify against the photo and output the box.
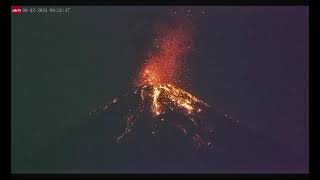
[120,84,212,150]
[140,84,209,118]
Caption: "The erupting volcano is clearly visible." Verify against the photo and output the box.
[90,12,235,151]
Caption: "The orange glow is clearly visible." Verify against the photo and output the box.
[136,24,192,87]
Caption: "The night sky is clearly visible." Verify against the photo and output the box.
[11,6,308,173]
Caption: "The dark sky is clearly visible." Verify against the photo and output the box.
[11,6,308,173]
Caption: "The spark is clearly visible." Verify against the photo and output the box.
[136,22,192,87]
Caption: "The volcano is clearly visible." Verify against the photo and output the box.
[88,16,237,153]
[89,84,236,152]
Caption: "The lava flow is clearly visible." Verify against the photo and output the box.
[90,12,233,151]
